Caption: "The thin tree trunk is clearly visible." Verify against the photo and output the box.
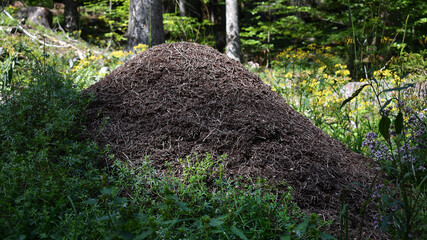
[151,0,165,46]
[126,0,164,51]
[347,1,357,79]
[225,0,240,62]
[207,0,225,52]
[64,0,79,31]
[178,0,186,16]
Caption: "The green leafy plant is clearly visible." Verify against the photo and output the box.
[0,45,107,239]
[241,0,321,65]
[71,43,147,88]
[362,104,426,238]
[105,154,334,239]
[341,63,426,238]
[341,0,427,78]
[262,45,377,153]
[0,44,17,93]
[81,0,130,47]
[163,13,215,47]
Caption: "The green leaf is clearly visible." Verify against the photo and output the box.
[379,115,391,141]
[114,230,134,240]
[16,235,26,240]
[320,232,337,239]
[296,216,309,236]
[101,187,115,195]
[230,225,248,240]
[113,197,127,204]
[380,214,391,231]
[175,200,193,212]
[338,204,348,220]
[414,17,427,25]
[379,99,393,115]
[381,83,414,93]
[96,212,118,221]
[208,217,224,227]
[82,198,97,205]
[418,175,427,189]
[394,112,404,135]
[340,84,369,109]
[134,229,153,240]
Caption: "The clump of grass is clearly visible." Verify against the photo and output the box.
[102,153,334,239]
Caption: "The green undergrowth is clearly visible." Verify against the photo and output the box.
[0,46,333,239]
[3,13,424,238]
[103,155,333,239]
[255,44,426,239]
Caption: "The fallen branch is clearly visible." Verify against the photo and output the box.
[55,17,78,43]
[41,33,87,58]
[2,9,84,59]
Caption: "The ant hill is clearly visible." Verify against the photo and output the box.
[83,42,383,238]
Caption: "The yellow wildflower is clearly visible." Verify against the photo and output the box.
[110,50,131,59]
[334,63,347,70]
[133,44,148,53]
[307,43,316,50]
[344,37,354,45]
[318,65,327,73]
[380,37,392,44]
[335,69,350,76]
[382,69,392,77]
[308,81,317,89]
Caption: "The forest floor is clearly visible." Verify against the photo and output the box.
[2,7,425,238]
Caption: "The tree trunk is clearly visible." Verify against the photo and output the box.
[208,0,226,52]
[151,0,165,46]
[225,0,240,62]
[126,0,165,51]
[64,0,79,31]
[178,0,186,16]
[347,2,357,80]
